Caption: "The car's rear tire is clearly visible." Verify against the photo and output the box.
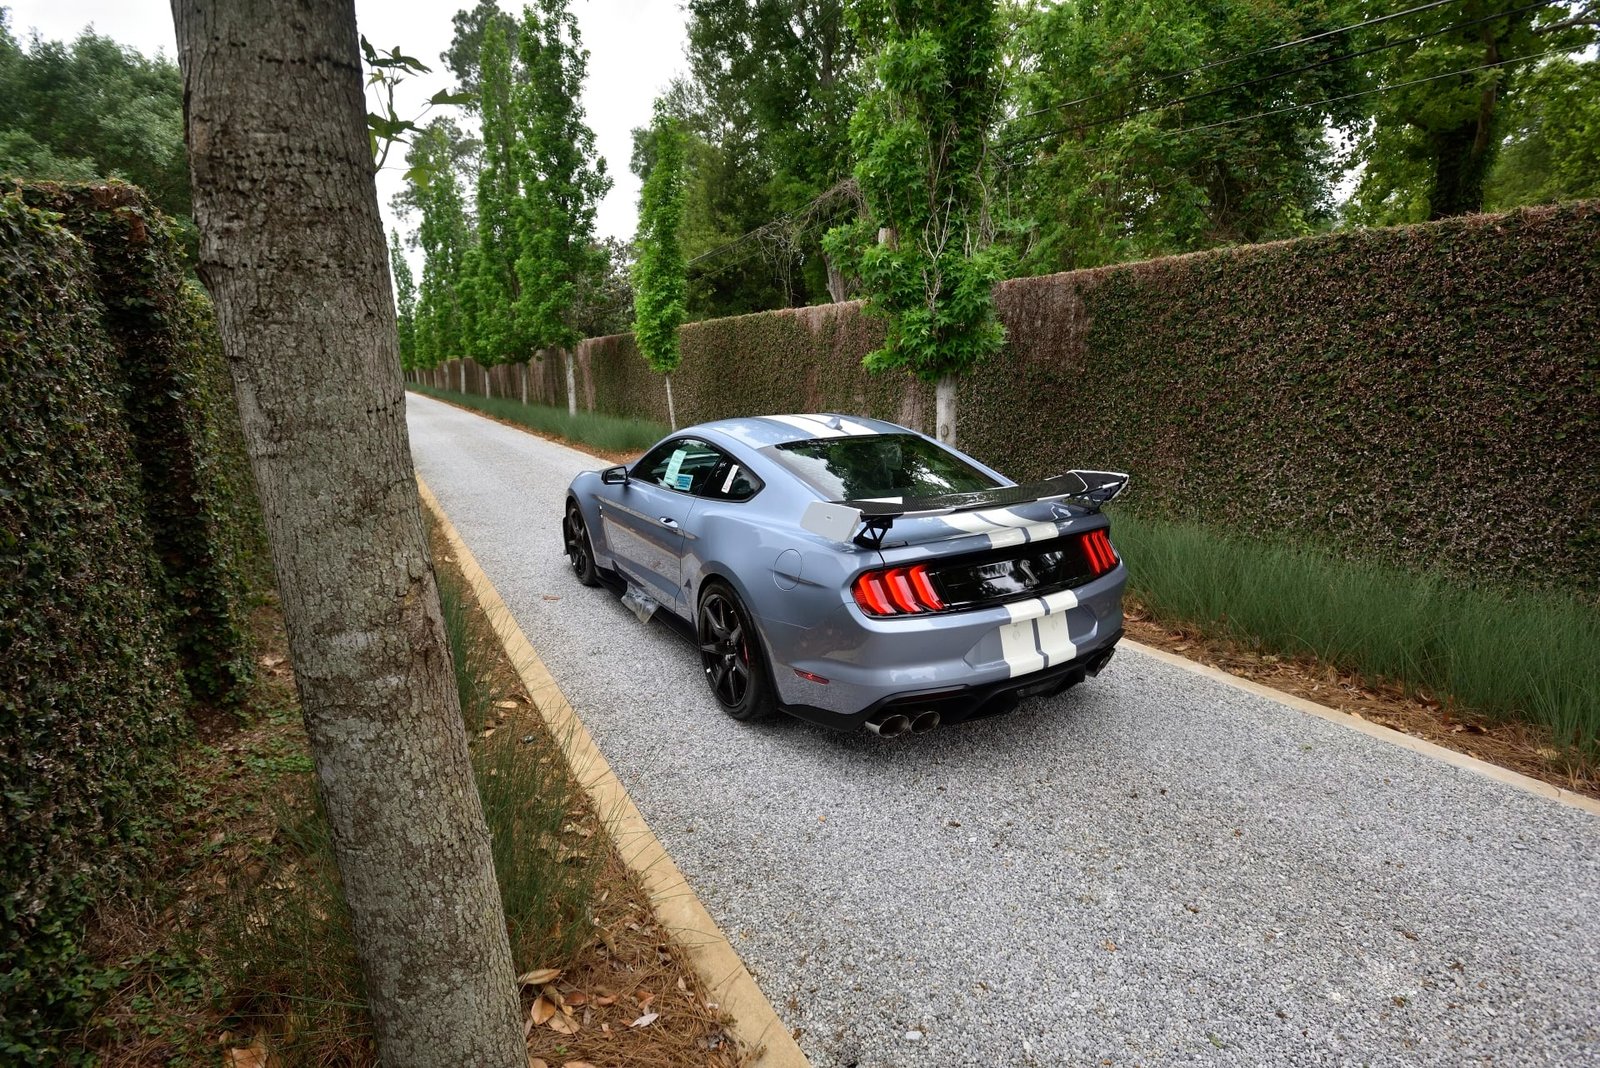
[564,499,600,587]
[697,582,774,722]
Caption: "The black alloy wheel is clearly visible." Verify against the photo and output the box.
[564,500,599,587]
[696,583,773,721]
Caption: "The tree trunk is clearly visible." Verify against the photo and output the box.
[664,373,677,430]
[824,252,848,304]
[935,374,957,445]
[564,347,577,416]
[520,362,527,406]
[171,3,526,1066]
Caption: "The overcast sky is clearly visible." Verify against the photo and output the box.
[6,0,689,248]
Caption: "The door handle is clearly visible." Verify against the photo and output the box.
[657,517,679,529]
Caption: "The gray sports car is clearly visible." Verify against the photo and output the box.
[563,414,1128,737]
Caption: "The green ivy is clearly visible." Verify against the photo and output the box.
[578,201,1600,594]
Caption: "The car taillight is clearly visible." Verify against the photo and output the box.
[1082,528,1119,576]
[852,564,946,616]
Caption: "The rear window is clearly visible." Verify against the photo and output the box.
[767,433,1000,502]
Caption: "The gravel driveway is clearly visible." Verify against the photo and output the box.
[407,393,1600,1068]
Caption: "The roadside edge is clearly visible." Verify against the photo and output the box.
[418,475,813,1068]
[1125,639,1600,818]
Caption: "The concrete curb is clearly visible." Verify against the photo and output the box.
[1126,639,1600,818]
[418,476,812,1068]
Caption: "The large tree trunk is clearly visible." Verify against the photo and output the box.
[935,374,957,445]
[664,373,677,430]
[520,361,528,406]
[171,3,525,1066]
[564,347,578,415]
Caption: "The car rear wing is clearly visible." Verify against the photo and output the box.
[800,470,1130,549]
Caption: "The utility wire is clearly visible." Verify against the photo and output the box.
[1166,44,1584,136]
[1010,0,1468,123]
[998,0,1556,153]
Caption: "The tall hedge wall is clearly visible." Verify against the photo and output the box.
[17,182,257,705]
[559,202,1598,592]
[2,183,264,1060]
[0,193,191,1060]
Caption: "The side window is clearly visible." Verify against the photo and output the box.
[706,458,764,502]
[631,437,724,495]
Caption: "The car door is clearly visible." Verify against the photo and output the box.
[600,437,723,614]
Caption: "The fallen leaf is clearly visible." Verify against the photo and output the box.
[529,1059,549,1068]
[593,993,618,1007]
[1102,939,1118,952]
[494,699,518,709]
[676,976,687,993]
[560,1062,596,1068]
[547,1012,580,1035]
[634,991,655,1007]
[542,594,562,601]
[225,1039,269,1068]
[530,998,557,1026]
[518,968,562,986]
[630,1012,659,1028]
[565,991,589,1007]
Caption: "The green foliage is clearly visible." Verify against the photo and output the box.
[0,16,192,259]
[631,103,688,376]
[471,15,524,367]
[1345,0,1589,222]
[19,182,256,707]
[1486,56,1600,209]
[1112,510,1600,752]
[0,191,189,1063]
[411,384,668,454]
[409,123,473,368]
[824,0,1009,384]
[671,0,862,313]
[441,0,519,103]
[583,202,1600,594]
[512,0,611,354]
[390,230,418,369]
[1002,0,1362,273]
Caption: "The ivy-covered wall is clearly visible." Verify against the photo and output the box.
[1,184,262,1060]
[563,201,1599,591]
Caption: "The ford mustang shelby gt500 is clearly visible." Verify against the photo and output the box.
[562,414,1127,737]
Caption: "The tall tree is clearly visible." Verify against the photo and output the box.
[825,0,1009,445]
[170,0,524,1064]
[1347,0,1560,222]
[470,16,526,393]
[512,0,610,415]
[410,122,473,383]
[1485,54,1600,208]
[683,0,862,304]
[442,0,519,104]
[1002,0,1362,272]
[390,228,418,371]
[631,102,689,428]
[0,15,194,255]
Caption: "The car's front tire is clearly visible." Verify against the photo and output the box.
[563,499,600,587]
[696,582,774,722]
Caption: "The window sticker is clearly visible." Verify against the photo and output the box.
[673,472,694,491]
[721,464,740,494]
[663,448,688,490]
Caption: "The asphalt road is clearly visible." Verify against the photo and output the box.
[407,393,1600,1068]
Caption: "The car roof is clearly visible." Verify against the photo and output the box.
[696,413,911,450]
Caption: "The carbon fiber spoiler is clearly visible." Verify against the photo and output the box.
[800,470,1130,548]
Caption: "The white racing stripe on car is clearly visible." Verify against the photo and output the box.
[833,416,878,436]
[763,414,846,438]
[997,588,1081,676]
[942,512,1063,549]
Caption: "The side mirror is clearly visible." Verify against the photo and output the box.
[600,465,628,485]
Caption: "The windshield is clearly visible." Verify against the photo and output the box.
[767,433,1001,502]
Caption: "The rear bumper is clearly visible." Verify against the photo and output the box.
[781,630,1122,731]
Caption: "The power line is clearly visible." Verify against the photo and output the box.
[1166,45,1584,137]
[1009,0,1467,124]
[997,0,1556,154]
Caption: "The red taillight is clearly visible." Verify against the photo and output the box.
[852,563,945,616]
[1082,528,1118,576]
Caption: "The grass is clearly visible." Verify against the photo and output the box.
[209,557,598,1064]
[410,383,669,456]
[1109,510,1600,757]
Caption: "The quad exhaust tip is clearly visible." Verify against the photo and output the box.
[865,712,912,738]
[866,709,941,737]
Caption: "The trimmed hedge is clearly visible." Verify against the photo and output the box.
[17,182,257,705]
[573,202,1600,592]
[0,193,190,1060]
[2,183,264,1060]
